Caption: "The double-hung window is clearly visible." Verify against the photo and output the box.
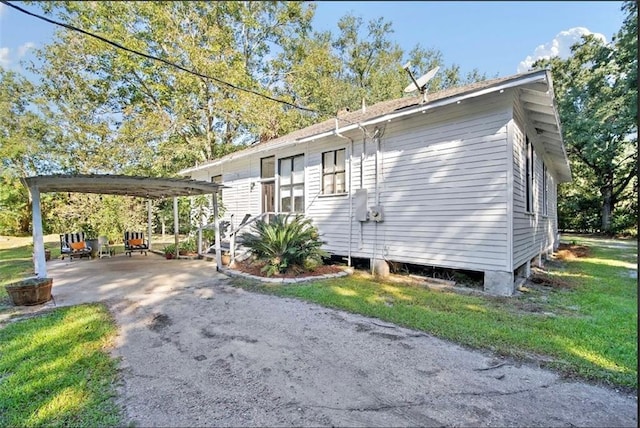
[322,149,346,195]
[279,154,304,212]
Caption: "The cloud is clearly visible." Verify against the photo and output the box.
[517,27,607,73]
[18,42,36,58]
[0,47,10,68]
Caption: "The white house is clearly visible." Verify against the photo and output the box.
[180,69,571,295]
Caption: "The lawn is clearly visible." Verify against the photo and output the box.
[0,304,122,427]
[233,234,638,390]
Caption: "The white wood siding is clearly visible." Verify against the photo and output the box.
[512,99,558,269]
[351,93,513,272]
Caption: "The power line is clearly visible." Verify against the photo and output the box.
[1,1,319,114]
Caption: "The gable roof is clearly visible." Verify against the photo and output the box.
[180,69,571,182]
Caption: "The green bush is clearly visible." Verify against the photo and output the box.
[239,214,327,276]
[179,237,197,253]
[162,243,176,255]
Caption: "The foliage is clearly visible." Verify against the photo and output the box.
[534,1,637,235]
[272,13,489,122]
[162,243,177,255]
[0,69,60,235]
[239,214,327,276]
[233,235,637,389]
[0,304,122,426]
[179,237,198,254]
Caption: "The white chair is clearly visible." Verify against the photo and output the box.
[98,236,111,258]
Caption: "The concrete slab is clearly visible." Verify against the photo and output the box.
[4,254,637,427]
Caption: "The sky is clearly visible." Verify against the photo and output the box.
[0,1,627,80]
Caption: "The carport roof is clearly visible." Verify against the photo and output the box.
[23,174,225,199]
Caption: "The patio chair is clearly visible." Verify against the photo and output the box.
[124,231,148,257]
[60,232,92,260]
[98,236,111,258]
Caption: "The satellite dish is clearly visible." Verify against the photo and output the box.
[403,66,440,93]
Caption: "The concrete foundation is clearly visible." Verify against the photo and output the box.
[483,270,515,296]
[515,260,531,279]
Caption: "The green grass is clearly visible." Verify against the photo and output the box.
[233,235,638,390]
[0,303,122,427]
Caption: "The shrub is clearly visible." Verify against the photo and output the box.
[179,237,197,253]
[162,243,177,255]
[239,214,327,276]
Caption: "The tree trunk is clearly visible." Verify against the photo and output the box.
[600,184,614,234]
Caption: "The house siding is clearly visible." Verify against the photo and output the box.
[352,93,512,272]
[512,99,558,269]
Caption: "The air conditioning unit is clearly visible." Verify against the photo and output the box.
[369,205,384,222]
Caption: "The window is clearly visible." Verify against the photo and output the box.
[261,156,275,179]
[279,154,304,212]
[525,137,533,213]
[211,175,222,184]
[322,149,346,195]
[542,163,548,216]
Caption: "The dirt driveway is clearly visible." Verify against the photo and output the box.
[11,254,638,427]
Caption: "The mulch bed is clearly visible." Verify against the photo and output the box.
[232,260,344,279]
[528,272,573,289]
[555,243,591,260]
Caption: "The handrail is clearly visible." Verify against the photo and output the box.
[228,212,279,265]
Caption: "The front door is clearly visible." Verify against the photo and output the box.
[262,181,275,214]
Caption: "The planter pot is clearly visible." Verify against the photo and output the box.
[5,277,53,306]
[165,253,174,259]
[221,254,231,265]
[86,239,99,259]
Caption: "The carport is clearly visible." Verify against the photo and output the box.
[22,174,226,278]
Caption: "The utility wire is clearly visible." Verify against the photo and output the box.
[1,0,319,114]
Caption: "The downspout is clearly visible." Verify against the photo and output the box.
[335,118,353,267]
[373,128,379,273]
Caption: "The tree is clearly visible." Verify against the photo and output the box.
[0,69,57,234]
[272,13,488,124]
[32,1,316,173]
[534,1,637,234]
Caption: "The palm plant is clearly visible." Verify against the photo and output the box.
[239,214,327,276]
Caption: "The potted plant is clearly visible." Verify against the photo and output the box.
[81,223,99,258]
[162,244,177,259]
[179,238,198,256]
[5,277,53,306]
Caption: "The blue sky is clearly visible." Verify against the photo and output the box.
[0,1,626,79]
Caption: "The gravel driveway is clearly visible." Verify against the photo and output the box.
[12,256,639,427]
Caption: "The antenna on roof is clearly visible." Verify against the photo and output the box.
[402,62,440,104]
